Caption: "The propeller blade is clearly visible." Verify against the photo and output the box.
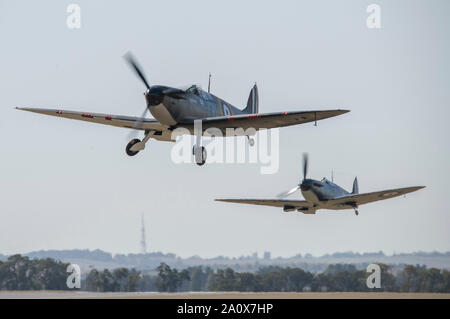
[303,153,309,180]
[277,185,300,198]
[128,107,149,139]
[124,52,150,90]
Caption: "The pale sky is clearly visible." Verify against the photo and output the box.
[0,0,448,258]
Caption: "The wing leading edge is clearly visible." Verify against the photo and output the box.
[16,107,167,131]
[198,109,349,131]
[215,199,313,213]
[17,107,348,134]
[16,107,176,142]
[216,186,424,213]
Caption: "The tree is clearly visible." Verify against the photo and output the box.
[283,268,313,292]
[112,268,130,292]
[237,272,260,292]
[189,267,204,291]
[33,258,70,290]
[442,270,450,293]
[85,269,102,292]
[100,269,115,292]
[155,263,189,292]
[422,268,443,292]
[0,255,70,290]
[205,270,215,291]
[2,255,450,294]
[211,268,239,291]
[400,265,422,292]
[259,269,287,292]
[125,269,141,292]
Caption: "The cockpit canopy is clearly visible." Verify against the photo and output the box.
[185,84,201,95]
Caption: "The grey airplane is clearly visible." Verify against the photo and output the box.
[15,53,349,165]
[216,154,425,215]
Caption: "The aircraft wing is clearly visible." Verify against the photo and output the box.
[215,198,314,213]
[16,107,348,140]
[16,107,167,131]
[16,106,181,142]
[197,109,349,131]
[327,186,425,208]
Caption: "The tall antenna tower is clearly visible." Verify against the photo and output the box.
[140,214,147,254]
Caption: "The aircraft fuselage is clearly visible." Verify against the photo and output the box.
[300,178,350,203]
[147,85,243,126]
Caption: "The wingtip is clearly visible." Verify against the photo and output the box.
[215,199,234,203]
[405,185,426,193]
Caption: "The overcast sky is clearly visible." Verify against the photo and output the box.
[0,0,448,258]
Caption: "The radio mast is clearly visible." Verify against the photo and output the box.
[140,214,147,254]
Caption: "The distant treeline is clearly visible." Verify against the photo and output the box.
[16,249,450,263]
[2,249,448,274]
[0,255,70,290]
[1,255,449,293]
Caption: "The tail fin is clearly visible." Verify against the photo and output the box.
[243,84,259,114]
[352,177,359,194]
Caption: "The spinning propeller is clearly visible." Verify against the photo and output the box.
[277,153,309,198]
[124,52,187,138]
[123,52,151,135]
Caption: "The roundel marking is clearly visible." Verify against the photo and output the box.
[222,103,232,116]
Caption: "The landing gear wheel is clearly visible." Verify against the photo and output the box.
[355,210,359,216]
[126,138,141,156]
[194,145,207,166]
[248,137,255,147]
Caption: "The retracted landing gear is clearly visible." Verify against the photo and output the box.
[126,130,154,156]
[354,209,359,216]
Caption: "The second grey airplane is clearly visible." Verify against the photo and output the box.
[216,154,425,215]
[16,53,349,166]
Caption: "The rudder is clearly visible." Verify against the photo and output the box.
[243,84,259,114]
[352,177,359,194]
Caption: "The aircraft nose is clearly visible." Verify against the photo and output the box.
[300,184,311,191]
[145,86,166,106]
[300,180,312,191]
